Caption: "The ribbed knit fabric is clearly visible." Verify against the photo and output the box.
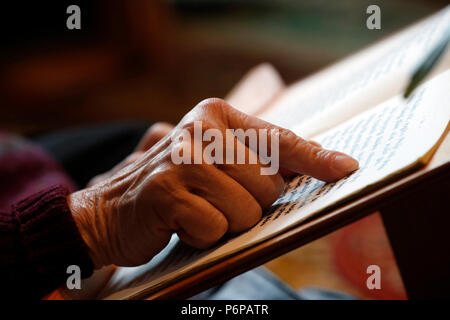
[0,185,93,299]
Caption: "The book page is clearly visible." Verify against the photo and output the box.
[99,69,450,300]
[259,6,450,139]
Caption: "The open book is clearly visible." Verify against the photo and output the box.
[92,6,450,300]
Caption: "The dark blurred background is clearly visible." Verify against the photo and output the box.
[0,0,447,134]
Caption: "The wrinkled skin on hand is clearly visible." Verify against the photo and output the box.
[68,98,359,268]
[87,122,174,188]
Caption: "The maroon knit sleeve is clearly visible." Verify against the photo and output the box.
[0,185,93,299]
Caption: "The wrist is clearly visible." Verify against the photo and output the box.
[67,189,108,269]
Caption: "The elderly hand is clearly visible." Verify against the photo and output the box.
[68,98,358,268]
[87,122,174,187]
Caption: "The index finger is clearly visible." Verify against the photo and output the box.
[204,98,359,182]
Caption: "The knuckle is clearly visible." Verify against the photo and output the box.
[178,121,195,135]
[206,220,228,245]
[197,97,226,112]
[315,148,335,166]
[147,122,172,135]
[214,214,229,236]
[231,201,262,232]
[193,98,231,119]
[295,138,319,165]
[193,215,228,248]
[279,128,298,142]
[247,203,263,227]
[279,129,308,151]
[145,170,176,195]
[178,119,217,134]
[199,119,217,132]
[293,136,310,154]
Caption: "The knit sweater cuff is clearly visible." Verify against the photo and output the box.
[13,185,94,292]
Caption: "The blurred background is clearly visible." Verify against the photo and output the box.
[1,0,448,299]
[1,0,448,134]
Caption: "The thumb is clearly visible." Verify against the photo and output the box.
[212,98,359,182]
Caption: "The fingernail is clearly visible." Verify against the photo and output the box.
[332,155,359,174]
